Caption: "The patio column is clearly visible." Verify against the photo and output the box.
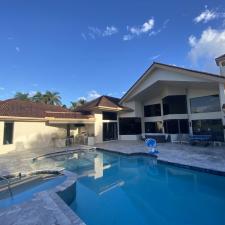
[186,88,193,135]
[219,83,225,140]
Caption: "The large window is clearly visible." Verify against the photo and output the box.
[144,104,161,117]
[103,111,117,120]
[190,95,221,113]
[145,122,163,133]
[163,95,187,115]
[119,117,141,135]
[3,122,14,145]
[164,119,189,134]
[192,119,224,142]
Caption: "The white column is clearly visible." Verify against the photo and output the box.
[219,83,225,140]
[186,88,193,135]
[94,112,103,143]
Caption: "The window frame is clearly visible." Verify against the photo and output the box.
[3,122,14,145]
[144,104,161,117]
[190,95,221,114]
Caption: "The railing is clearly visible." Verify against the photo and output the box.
[0,176,13,198]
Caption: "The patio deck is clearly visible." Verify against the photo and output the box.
[95,140,225,174]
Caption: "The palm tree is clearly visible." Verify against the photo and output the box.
[70,98,86,111]
[43,91,62,106]
[31,91,44,103]
[14,92,30,101]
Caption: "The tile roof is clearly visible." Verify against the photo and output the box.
[0,99,92,119]
[75,95,131,112]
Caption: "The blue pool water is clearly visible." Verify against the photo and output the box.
[0,175,66,208]
[63,151,225,225]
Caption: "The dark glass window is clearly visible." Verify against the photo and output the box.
[103,112,117,120]
[190,95,220,113]
[144,104,161,117]
[3,122,14,145]
[164,119,189,134]
[192,119,224,142]
[145,122,163,133]
[119,117,141,135]
[163,95,187,115]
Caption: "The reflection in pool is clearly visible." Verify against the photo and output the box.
[61,150,225,225]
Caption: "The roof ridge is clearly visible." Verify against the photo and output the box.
[153,61,220,77]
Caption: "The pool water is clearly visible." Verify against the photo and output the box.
[0,175,66,208]
[64,151,225,225]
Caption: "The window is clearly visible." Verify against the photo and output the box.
[190,95,220,113]
[145,122,163,133]
[192,119,224,142]
[164,119,189,134]
[119,117,141,135]
[103,112,117,120]
[3,122,14,145]
[163,95,187,115]
[144,104,161,117]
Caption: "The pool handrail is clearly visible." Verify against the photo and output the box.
[0,175,13,198]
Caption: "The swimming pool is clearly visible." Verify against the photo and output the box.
[0,174,66,208]
[60,150,225,225]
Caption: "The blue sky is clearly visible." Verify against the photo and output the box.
[0,0,225,105]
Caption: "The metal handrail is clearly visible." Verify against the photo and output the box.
[0,175,13,198]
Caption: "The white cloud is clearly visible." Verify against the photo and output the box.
[129,19,154,35]
[85,26,118,40]
[188,27,225,67]
[87,90,101,100]
[123,18,169,41]
[0,87,5,91]
[194,9,217,23]
[15,47,20,52]
[150,54,161,60]
[123,18,154,41]
[102,26,118,36]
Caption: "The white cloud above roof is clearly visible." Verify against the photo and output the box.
[83,26,118,40]
[188,27,225,68]
[194,9,217,23]
[123,18,154,41]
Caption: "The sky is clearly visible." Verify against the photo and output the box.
[0,0,225,106]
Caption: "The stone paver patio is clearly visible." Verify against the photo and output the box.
[0,140,225,225]
[95,140,225,173]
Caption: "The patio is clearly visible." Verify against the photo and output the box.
[95,140,225,173]
[0,141,225,177]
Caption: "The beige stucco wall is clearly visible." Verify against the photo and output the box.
[0,121,67,153]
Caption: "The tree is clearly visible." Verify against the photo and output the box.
[43,91,62,106]
[14,92,30,101]
[70,98,86,111]
[31,91,44,103]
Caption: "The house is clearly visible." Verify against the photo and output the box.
[77,55,225,143]
[0,99,95,152]
[0,55,225,153]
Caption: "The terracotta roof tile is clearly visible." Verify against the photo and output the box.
[0,99,92,119]
[75,95,132,112]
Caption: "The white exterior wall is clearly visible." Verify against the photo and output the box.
[119,67,225,141]
[0,121,67,154]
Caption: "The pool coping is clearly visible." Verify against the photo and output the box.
[0,170,86,225]
[1,148,225,225]
[96,147,225,177]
